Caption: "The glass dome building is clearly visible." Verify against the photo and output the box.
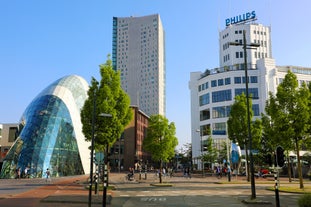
[0,75,90,178]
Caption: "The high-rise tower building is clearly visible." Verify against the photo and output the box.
[219,23,272,68]
[112,14,166,116]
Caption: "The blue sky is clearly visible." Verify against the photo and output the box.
[1,0,310,150]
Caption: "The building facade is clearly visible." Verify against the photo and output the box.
[112,14,166,116]
[0,75,90,178]
[0,123,19,170]
[109,106,151,172]
[189,18,311,169]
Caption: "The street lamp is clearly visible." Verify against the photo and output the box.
[98,113,112,207]
[196,129,204,177]
[88,90,97,207]
[229,30,260,200]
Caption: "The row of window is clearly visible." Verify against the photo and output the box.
[200,104,260,121]
[223,51,269,63]
[199,104,260,135]
[222,27,268,39]
[198,76,258,91]
[199,88,259,105]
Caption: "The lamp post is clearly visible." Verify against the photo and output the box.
[229,30,260,200]
[98,113,112,207]
[196,129,204,177]
[88,90,97,207]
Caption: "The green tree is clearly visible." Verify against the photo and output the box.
[227,94,251,147]
[227,93,261,181]
[80,56,132,153]
[202,136,217,170]
[143,114,178,183]
[265,71,310,189]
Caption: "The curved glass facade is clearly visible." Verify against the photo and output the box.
[0,75,89,178]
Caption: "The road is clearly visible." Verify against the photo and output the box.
[109,174,303,207]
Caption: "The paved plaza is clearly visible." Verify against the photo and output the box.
[0,172,309,207]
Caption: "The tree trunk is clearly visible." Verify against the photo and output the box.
[286,151,292,182]
[295,138,304,189]
[159,159,162,183]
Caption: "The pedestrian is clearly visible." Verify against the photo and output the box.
[186,167,191,179]
[127,167,134,180]
[24,167,29,178]
[15,168,21,179]
[46,168,51,182]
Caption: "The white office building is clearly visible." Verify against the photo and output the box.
[112,14,166,116]
[189,18,311,169]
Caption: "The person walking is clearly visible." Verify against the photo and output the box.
[45,168,51,182]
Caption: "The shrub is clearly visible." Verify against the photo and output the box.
[298,193,311,207]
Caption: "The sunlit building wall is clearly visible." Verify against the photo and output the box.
[112,14,166,116]
[0,123,19,170]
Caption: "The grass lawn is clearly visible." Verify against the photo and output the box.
[267,186,311,194]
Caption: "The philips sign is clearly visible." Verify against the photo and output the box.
[225,11,256,26]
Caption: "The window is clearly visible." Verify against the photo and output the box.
[205,82,209,89]
[211,80,217,87]
[200,109,210,121]
[250,76,258,83]
[218,79,224,86]
[236,52,239,58]
[252,104,260,116]
[234,77,241,84]
[225,77,231,85]
[212,122,227,135]
[212,106,231,118]
[242,76,249,83]
[8,127,18,142]
[212,89,232,103]
[199,93,210,106]
[199,124,211,136]
[235,88,259,99]
[240,52,243,58]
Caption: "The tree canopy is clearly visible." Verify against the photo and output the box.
[265,70,310,189]
[143,114,178,162]
[143,114,178,183]
[80,56,132,151]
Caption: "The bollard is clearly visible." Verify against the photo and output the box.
[274,173,280,207]
[102,164,108,207]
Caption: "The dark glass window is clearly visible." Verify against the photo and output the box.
[211,80,217,87]
[200,109,210,121]
[218,79,224,86]
[235,88,259,99]
[252,104,260,116]
[212,89,232,103]
[199,93,210,106]
[250,76,258,83]
[234,77,241,84]
[225,78,231,85]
